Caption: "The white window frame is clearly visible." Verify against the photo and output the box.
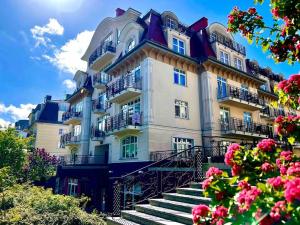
[220,51,230,65]
[173,68,186,86]
[68,178,78,196]
[175,100,189,119]
[166,17,176,29]
[172,37,185,55]
[74,125,81,136]
[121,136,138,159]
[234,57,243,70]
[172,137,194,153]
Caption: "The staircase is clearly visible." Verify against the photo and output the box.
[107,182,211,225]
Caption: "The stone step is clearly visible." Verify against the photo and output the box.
[135,204,192,225]
[149,198,196,214]
[190,182,203,189]
[121,210,185,225]
[163,193,211,205]
[106,217,141,225]
[176,187,204,196]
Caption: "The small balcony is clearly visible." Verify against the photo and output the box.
[91,126,105,141]
[60,132,81,147]
[220,117,271,138]
[89,41,116,70]
[106,73,142,104]
[92,72,110,89]
[217,84,265,110]
[105,111,142,136]
[209,32,246,56]
[62,111,82,125]
[260,106,285,121]
[92,100,108,115]
[59,155,108,166]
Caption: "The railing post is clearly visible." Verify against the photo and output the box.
[195,147,203,181]
[112,180,121,217]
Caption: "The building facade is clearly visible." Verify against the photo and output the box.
[56,8,298,212]
[28,95,70,157]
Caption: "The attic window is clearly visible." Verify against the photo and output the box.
[127,39,136,52]
[166,17,176,29]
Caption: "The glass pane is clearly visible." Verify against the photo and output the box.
[180,75,186,86]
[174,72,179,84]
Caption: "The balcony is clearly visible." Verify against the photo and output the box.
[220,117,271,138]
[92,72,110,89]
[260,106,285,121]
[209,32,246,56]
[88,41,116,70]
[59,155,108,166]
[60,132,81,147]
[217,84,265,110]
[105,111,142,136]
[92,100,108,115]
[91,126,105,141]
[62,111,82,125]
[106,73,142,104]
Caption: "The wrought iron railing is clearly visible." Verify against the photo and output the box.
[89,41,116,66]
[260,106,286,118]
[59,154,107,165]
[209,32,246,55]
[106,73,142,100]
[62,111,82,122]
[91,126,106,140]
[92,99,108,112]
[105,111,142,132]
[218,84,265,106]
[220,117,271,136]
[60,132,81,146]
[92,72,111,87]
[110,146,203,216]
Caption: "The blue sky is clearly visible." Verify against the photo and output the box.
[0,0,299,127]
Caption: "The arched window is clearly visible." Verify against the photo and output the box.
[121,136,138,159]
[127,39,136,52]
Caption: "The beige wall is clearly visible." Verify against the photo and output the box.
[35,122,70,156]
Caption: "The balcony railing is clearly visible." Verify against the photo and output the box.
[105,111,142,133]
[209,32,246,56]
[59,155,107,165]
[92,99,109,114]
[91,126,106,141]
[60,132,81,146]
[92,72,110,88]
[218,84,265,107]
[106,73,142,102]
[88,41,116,66]
[220,117,271,137]
[62,111,82,124]
[260,106,286,119]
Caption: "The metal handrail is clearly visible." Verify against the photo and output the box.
[89,41,116,65]
[105,111,142,132]
[62,111,82,122]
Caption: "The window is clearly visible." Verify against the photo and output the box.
[244,112,252,127]
[166,17,176,29]
[220,107,230,130]
[116,29,121,44]
[220,51,230,65]
[98,93,106,109]
[74,125,81,136]
[121,136,138,159]
[127,39,135,52]
[175,100,189,119]
[260,84,267,91]
[173,68,186,86]
[172,37,185,54]
[234,58,243,70]
[97,115,108,132]
[241,84,249,100]
[172,137,193,153]
[68,178,78,196]
[71,101,83,113]
[217,76,227,98]
[103,33,113,44]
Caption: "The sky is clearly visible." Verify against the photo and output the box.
[0,0,299,127]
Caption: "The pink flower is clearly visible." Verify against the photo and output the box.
[277,80,288,90]
[286,162,300,176]
[275,115,284,123]
[192,204,210,223]
[261,162,274,172]
[237,186,261,213]
[257,139,276,152]
[248,7,256,14]
[231,164,241,176]
[202,178,212,190]
[271,7,279,17]
[267,176,285,189]
[238,180,251,190]
[228,15,235,23]
[224,143,240,166]
[270,201,286,221]
[206,167,223,178]
[212,205,228,219]
[284,178,300,203]
[280,151,293,161]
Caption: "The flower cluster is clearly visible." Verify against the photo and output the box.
[205,167,223,178]
[192,204,210,224]
[237,186,261,213]
[275,114,300,143]
[257,139,276,152]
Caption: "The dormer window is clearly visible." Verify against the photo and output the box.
[220,51,230,65]
[234,57,243,71]
[172,37,185,55]
[166,17,176,29]
[127,39,135,52]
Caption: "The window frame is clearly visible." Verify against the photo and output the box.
[172,37,185,55]
[220,51,230,65]
[234,57,243,70]
[166,17,177,29]
[67,178,78,197]
[175,100,189,119]
[173,68,187,86]
[121,136,138,159]
[172,137,194,153]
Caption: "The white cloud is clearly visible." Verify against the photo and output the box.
[0,118,12,129]
[43,30,94,74]
[30,18,64,47]
[0,103,36,121]
[63,79,76,90]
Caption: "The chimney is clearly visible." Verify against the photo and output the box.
[116,8,125,17]
[44,95,52,102]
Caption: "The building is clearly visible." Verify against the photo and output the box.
[15,119,29,137]
[28,95,70,157]
[55,8,298,212]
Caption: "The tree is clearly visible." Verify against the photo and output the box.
[227,0,300,64]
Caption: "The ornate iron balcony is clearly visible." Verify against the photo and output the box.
[260,106,286,119]
[209,32,246,56]
[218,84,265,108]
[91,126,105,141]
[92,99,109,114]
[220,117,271,137]
[62,111,82,124]
[105,111,142,133]
[60,132,81,146]
[59,155,107,165]
[92,72,110,89]
[88,41,116,66]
